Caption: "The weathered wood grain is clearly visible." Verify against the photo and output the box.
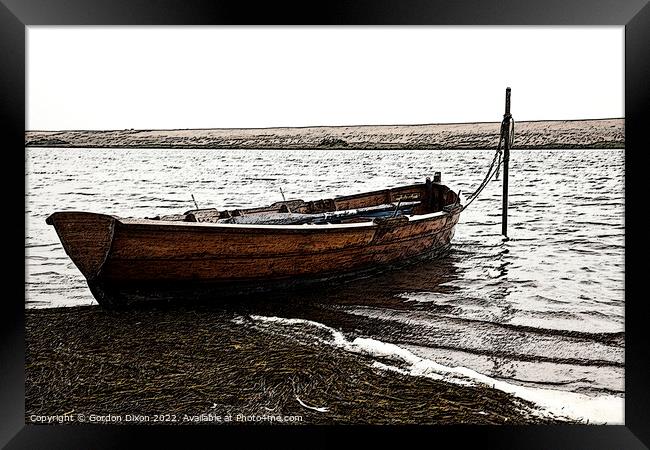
[102,216,457,281]
[46,212,116,280]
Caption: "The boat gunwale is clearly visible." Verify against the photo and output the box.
[117,209,459,232]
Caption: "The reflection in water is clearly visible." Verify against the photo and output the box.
[479,241,517,380]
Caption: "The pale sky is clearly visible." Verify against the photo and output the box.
[26,27,624,130]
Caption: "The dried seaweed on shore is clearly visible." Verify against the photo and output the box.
[26,306,568,425]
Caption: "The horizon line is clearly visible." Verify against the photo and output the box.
[25,117,624,133]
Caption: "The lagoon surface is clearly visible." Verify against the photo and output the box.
[25,148,625,423]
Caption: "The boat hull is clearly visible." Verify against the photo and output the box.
[47,184,461,307]
[87,240,454,306]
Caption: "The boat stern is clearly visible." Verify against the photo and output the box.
[46,212,117,280]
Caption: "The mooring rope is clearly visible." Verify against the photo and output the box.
[461,117,514,211]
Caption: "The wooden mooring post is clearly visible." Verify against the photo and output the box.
[501,87,512,238]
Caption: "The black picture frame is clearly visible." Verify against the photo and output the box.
[5,1,649,447]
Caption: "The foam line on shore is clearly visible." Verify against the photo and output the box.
[246,314,624,424]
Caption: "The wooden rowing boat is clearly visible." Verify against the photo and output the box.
[46,176,462,307]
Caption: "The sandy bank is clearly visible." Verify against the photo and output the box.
[25,119,623,150]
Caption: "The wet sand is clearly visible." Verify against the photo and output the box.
[25,118,623,150]
[25,306,569,425]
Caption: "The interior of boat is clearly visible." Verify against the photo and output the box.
[147,178,459,225]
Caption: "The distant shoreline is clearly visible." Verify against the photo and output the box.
[25,118,624,150]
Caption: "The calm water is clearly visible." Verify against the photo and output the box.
[25,147,625,422]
